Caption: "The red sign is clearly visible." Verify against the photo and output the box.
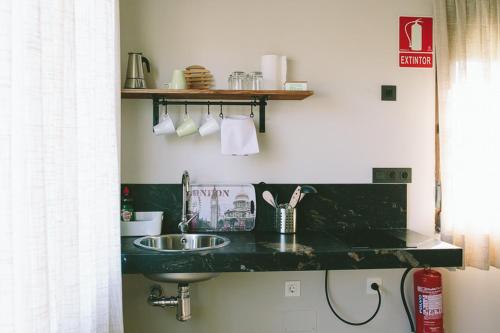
[399,16,433,68]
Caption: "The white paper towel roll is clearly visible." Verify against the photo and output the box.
[261,55,287,90]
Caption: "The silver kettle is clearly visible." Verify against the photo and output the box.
[124,52,151,89]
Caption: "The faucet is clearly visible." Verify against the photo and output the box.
[178,170,191,233]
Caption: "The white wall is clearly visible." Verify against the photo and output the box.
[120,1,500,332]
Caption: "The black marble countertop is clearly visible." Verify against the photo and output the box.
[121,229,462,274]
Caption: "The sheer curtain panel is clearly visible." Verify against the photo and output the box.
[0,0,123,332]
[434,0,500,269]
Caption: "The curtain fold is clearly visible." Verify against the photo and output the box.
[434,0,500,269]
[0,0,123,332]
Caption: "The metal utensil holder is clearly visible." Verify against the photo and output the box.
[275,204,296,234]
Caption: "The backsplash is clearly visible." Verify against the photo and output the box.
[122,183,406,234]
[256,184,407,233]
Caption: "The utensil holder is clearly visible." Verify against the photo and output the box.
[275,204,296,234]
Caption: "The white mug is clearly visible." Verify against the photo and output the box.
[165,69,186,89]
[199,114,220,136]
[153,113,176,135]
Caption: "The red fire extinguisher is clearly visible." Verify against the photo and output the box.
[414,268,444,333]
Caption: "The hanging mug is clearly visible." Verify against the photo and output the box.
[199,104,220,137]
[153,112,176,135]
[199,113,220,136]
[176,114,197,137]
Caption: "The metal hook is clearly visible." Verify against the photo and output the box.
[219,102,224,119]
[184,101,188,115]
[250,103,255,118]
[164,101,168,115]
[207,102,210,115]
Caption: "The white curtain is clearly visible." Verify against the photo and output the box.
[0,0,123,332]
[434,0,500,269]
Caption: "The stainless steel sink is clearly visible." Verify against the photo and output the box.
[134,234,230,252]
[134,234,230,283]
[145,272,220,283]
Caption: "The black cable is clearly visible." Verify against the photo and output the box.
[324,270,381,326]
[400,267,415,332]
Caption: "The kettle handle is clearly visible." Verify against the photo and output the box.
[142,56,151,73]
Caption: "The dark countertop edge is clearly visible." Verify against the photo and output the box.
[121,249,462,274]
[121,230,463,274]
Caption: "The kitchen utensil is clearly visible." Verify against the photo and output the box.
[299,185,318,202]
[301,185,318,193]
[176,115,197,137]
[289,186,302,208]
[153,112,176,135]
[176,104,197,137]
[275,203,296,234]
[199,114,219,136]
[262,191,276,208]
[199,103,219,136]
[184,65,214,89]
[124,52,150,88]
[165,69,187,89]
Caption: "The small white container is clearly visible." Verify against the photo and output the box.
[120,211,163,236]
[284,81,308,91]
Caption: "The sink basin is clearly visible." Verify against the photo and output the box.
[145,272,220,283]
[134,234,230,252]
[134,234,230,283]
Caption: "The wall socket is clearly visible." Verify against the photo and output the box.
[366,278,382,295]
[285,281,301,297]
[372,168,412,183]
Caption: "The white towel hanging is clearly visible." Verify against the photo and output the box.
[220,115,259,155]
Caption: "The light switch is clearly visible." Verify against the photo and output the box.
[381,85,397,101]
[373,168,412,183]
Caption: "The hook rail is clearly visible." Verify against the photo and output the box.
[152,97,268,133]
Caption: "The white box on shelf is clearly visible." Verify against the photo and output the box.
[284,81,308,91]
[120,211,163,236]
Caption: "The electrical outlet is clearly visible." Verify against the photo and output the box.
[372,168,412,183]
[366,278,382,295]
[285,281,301,297]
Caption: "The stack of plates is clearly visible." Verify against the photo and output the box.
[183,65,214,90]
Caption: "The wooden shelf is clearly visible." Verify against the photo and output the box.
[121,89,313,100]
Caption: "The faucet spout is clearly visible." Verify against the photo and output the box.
[180,171,191,233]
[178,215,196,234]
[182,171,190,197]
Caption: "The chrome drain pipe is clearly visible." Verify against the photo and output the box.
[148,284,191,321]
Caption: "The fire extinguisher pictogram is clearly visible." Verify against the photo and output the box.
[405,18,423,51]
[413,268,444,333]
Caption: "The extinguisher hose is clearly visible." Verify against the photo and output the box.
[324,270,381,326]
[401,267,415,332]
